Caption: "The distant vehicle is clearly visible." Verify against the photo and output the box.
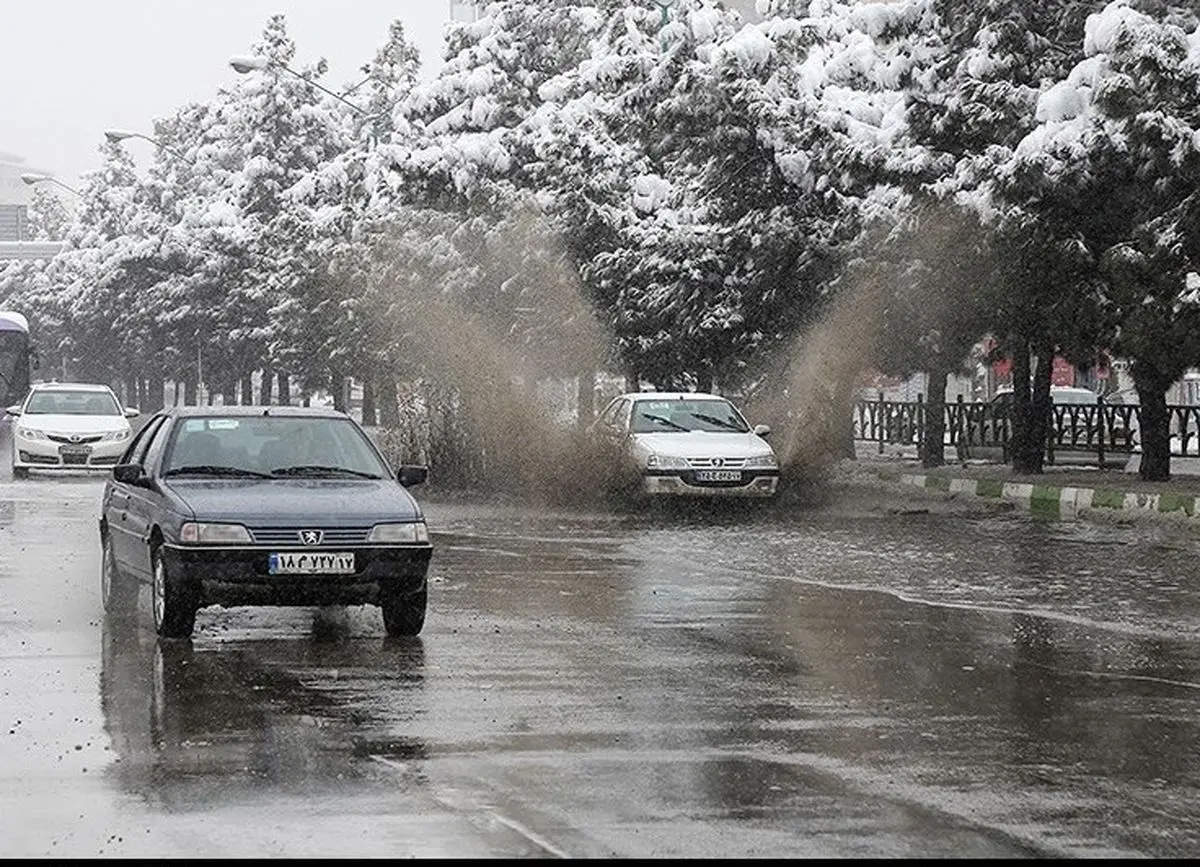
[4,381,139,479]
[99,404,432,639]
[990,384,1105,406]
[592,390,780,499]
[0,311,34,408]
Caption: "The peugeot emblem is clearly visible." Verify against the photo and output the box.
[299,530,323,546]
[712,457,724,468]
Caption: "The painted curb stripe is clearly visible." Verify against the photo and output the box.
[887,470,1200,521]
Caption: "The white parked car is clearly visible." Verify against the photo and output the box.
[5,382,140,478]
[592,391,780,499]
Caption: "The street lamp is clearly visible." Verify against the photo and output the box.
[20,173,81,197]
[229,55,369,116]
[103,129,194,164]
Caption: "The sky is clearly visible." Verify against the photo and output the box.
[1,0,456,185]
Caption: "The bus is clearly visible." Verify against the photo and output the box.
[0,311,34,408]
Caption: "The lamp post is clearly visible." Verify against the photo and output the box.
[229,56,369,116]
[20,173,82,197]
[103,129,194,164]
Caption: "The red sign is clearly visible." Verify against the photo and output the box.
[1051,356,1075,386]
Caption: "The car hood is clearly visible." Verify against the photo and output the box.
[18,413,129,434]
[631,431,774,458]
[163,478,424,523]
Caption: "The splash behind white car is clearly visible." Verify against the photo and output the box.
[5,382,140,478]
[593,391,780,499]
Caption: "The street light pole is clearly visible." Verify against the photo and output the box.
[103,129,195,164]
[229,56,369,116]
[20,173,82,197]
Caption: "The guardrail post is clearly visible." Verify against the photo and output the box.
[1097,393,1106,467]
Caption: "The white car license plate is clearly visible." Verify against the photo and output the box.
[269,552,356,575]
[696,470,742,482]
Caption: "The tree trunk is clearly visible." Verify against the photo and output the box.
[259,366,274,405]
[331,369,346,412]
[920,367,948,469]
[575,369,595,429]
[377,377,399,427]
[277,370,291,405]
[240,373,253,405]
[362,379,377,427]
[183,373,197,407]
[1011,340,1050,475]
[1133,363,1172,481]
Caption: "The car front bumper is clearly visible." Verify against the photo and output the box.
[13,436,128,470]
[162,543,433,607]
[642,469,780,497]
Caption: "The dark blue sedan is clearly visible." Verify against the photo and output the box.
[99,405,433,639]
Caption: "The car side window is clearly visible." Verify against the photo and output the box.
[140,417,175,472]
[120,415,166,466]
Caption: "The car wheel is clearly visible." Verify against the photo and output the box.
[12,466,28,480]
[151,547,198,639]
[100,533,137,613]
[381,588,427,637]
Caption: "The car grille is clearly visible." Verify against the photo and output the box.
[47,434,104,445]
[247,526,372,545]
[686,457,748,469]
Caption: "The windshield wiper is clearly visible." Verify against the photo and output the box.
[162,465,273,478]
[687,412,748,432]
[639,413,690,432]
[269,465,382,479]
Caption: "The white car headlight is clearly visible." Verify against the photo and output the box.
[745,453,779,469]
[101,429,131,442]
[180,522,252,544]
[367,522,430,544]
[646,454,689,470]
[16,426,45,440]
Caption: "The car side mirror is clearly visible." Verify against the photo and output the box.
[123,407,141,418]
[3,405,19,417]
[753,424,771,438]
[397,465,428,487]
[113,463,150,487]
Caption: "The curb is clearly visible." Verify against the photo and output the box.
[895,472,1200,521]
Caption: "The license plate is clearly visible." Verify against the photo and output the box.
[59,444,92,455]
[269,551,356,575]
[696,470,742,482]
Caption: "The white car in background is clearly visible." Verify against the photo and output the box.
[5,382,140,478]
[593,391,780,499]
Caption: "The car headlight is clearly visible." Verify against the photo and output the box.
[180,522,252,544]
[16,426,45,440]
[101,429,131,442]
[745,453,779,469]
[646,454,689,470]
[367,522,430,544]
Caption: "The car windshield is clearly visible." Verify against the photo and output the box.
[24,389,120,416]
[162,415,390,479]
[630,399,751,434]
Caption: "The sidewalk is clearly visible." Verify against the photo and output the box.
[846,443,1200,523]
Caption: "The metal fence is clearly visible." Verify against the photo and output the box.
[852,396,1200,463]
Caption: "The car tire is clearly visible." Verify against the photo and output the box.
[151,547,198,640]
[101,533,137,613]
[381,587,427,637]
[12,466,28,480]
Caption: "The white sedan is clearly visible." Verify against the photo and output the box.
[5,382,139,478]
[593,391,780,499]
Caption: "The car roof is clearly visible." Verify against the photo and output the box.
[618,391,733,403]
[29,381,115,393]
[154,404,350,420]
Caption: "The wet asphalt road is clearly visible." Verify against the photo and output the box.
[2,441,1200,856]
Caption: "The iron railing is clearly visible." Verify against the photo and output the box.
[852,396,1200,463]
